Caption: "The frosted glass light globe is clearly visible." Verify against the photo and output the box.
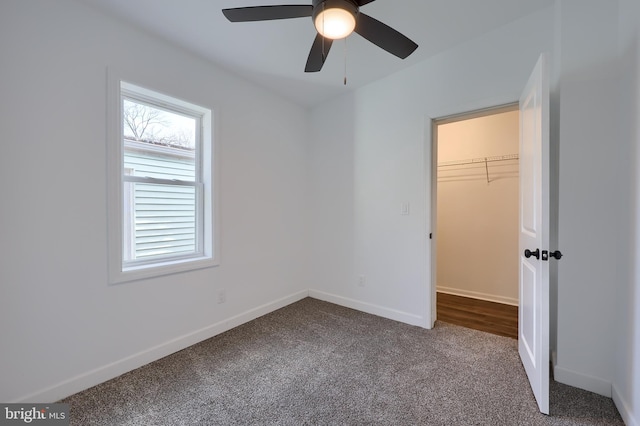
[314,7,356,40]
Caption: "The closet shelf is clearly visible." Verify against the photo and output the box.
[437,153,519,168]
[437,153,519,183]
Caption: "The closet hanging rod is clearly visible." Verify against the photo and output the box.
[437,153,519,168]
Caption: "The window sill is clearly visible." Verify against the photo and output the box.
[109,255,218,285]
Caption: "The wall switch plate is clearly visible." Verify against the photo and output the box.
[401,202,410,215]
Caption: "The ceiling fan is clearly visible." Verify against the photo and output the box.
[222,0,418,72]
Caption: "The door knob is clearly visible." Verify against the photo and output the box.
[524,249,540,260]
[540,250,563,261]
[549,250,563,260]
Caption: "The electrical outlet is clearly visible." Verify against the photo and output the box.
[357,275,365,287]
[217,289,226,304]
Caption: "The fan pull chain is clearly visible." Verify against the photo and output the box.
[321,2,326,64]
[343,37,348,85]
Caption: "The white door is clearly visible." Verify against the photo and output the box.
[519,53,550,415]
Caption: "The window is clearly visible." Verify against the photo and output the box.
[108,80,216,283]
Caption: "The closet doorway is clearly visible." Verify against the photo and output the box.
[434,105,519,339]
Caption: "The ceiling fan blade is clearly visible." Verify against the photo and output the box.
[356,0,376,5]
[305,33,334,72]
[355,12,418,59]
[222,5,313,22]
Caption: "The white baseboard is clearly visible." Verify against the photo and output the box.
[437,285,518,306]
[553,362,612,398]
[613,384,639,426]
[13,290,309,403]
[308,290,427,328]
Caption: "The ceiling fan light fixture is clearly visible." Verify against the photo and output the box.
[222,0,419,73]
[314,7,356,39]
[312,0,358,40]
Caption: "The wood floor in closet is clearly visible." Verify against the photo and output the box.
[437,292,518,339]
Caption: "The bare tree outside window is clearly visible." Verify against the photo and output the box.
[123,99,196,150]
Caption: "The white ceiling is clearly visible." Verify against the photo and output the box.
[79,0,555,108]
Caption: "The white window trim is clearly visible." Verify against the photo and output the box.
[107,71,219,284]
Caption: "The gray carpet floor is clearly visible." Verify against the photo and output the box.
[62,298,623,425]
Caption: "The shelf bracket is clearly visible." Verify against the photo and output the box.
[485,157,489,183]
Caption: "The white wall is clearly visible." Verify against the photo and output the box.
[613,0,640,424]
[0,0,310,403]
[436,111,520,305]
[553,0,624,398]
[309,8,554,326]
